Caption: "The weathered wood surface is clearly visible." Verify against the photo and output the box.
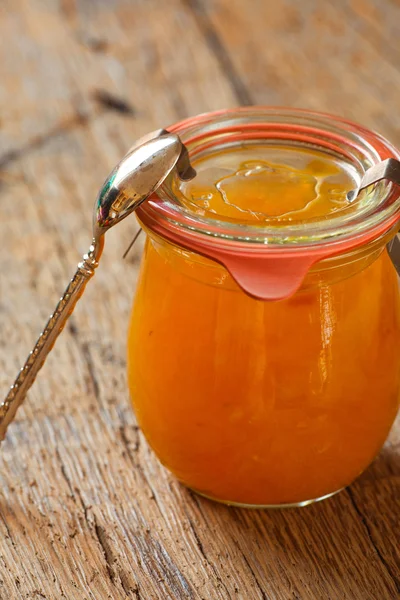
[0,0,399,598]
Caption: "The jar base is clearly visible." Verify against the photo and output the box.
[188,486,344,509]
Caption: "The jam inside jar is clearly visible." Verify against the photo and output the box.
[128,108,400,507]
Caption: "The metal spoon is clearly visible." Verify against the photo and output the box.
[347,158,400,202]
[0,130,195,441]
[346,158,400,274]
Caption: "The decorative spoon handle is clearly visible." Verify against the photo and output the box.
[0,130,195,442]
[0,240,103,441]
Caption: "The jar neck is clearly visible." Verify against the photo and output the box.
[143,221,391,295]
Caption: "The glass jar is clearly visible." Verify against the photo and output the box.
[127,108,400,508]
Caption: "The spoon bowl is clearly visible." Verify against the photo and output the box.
[93,133,191,241]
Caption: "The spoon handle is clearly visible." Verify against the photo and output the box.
[0,239,103,441]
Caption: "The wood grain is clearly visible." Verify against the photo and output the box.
[0,0,399,598]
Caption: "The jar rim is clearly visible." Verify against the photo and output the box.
[136,107,400,300]
[139,106,400,247]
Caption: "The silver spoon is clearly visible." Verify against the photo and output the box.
[347,158,400,201]
[346,158,400,273]
[0,130,195,441]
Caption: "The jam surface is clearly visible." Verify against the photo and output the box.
[178,145,358,224]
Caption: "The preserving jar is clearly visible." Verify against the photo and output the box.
[127,108,400,507]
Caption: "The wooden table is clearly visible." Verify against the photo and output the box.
[0,1,399,598]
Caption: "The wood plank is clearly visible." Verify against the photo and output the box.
[195,0,400,145]
[0,0,399,598]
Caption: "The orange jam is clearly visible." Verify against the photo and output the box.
[128,142,400,507]
[177,145,357,224]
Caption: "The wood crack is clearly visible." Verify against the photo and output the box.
[67,321,101,404]
[91,89,136,116]
[93,516,141,598]
[93,517,118,586]
[187,515,206,560]
[55,446,76,500]
[182,0,253,105]
[115,418,159,504]
[119,422,140,458]
[347,488,400,595]
[0,510,16,549]
[56,447,140,598]
[185,512,233,600]
[238,547,268,600]
[55,445,91,526]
